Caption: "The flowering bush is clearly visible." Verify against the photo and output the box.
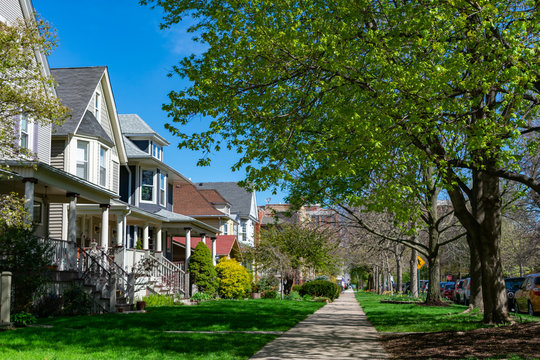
[215,258,251,299]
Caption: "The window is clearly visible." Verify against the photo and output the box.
[159,173,166,206]
[76,141,89,179]
[141,169,154,202]
[151,142,162,160]
[99,147,107,187]
[223,222,228,235]
[33,201,42,225]
[241,222,247,241]
[95,92,101,121]
[20,114,29,149]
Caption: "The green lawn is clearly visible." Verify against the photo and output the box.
[0,299,324,360]
[355,291,538,333]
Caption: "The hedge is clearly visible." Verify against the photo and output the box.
[299,280,341,301]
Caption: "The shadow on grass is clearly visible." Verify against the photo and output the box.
[0,300,324,359]
[0,327,277,360]
[38,299,324,332]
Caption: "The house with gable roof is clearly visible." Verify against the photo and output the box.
[196,182,259,247]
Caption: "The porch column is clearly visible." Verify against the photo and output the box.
[211,236,217,266]
[200,233,207,247]
[67,193,79,243]
[81,215,87,246]
[133,226,138,249]
[143,223,149,250]
[116,215,123,247]
[184,227,192,266]
[22,178,37,223]
[100,204,110,250]
[156,226,162,252]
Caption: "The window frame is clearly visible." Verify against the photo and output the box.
[159,172,166,207]
[20,114,29,149]
[76,140,89,180]
[99,146,108,187]
[95,92,101,122]
[140,168,155,203]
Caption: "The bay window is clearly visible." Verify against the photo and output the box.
[159,173,166,206]
[99,146,107,187]
[76,141,89,179]
[141,169,154,202]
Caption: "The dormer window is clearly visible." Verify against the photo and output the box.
[95,92,101,122]
[151,142,162,160]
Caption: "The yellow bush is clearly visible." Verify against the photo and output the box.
[215,258,251,299]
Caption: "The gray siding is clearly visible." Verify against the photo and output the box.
[97,83,114,140]
[49,203,63,240]
[112,161,119,195]
[50,140,65,170]
[36,123,51,164]
[0,0,23,22]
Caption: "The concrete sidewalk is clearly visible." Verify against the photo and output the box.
[250,290,389,359]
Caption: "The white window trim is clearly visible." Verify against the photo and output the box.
[76,140,90,180]
[99,146,108,188]
[151,141,162,160]
[95,92,101,122]
[140,168,156,203]
[159,172,166,207]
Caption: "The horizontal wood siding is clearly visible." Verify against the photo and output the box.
[50,139,65,170]
[0,0,23,22]
[36,123,51,164]
[49,203,63,240]
[112,161,119,195]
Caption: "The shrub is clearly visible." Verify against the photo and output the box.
[215,258,251,299]
[262,290,278,299]
[32,294,63,318]
[314,275,329,281]
[284,290,302,301]
[191,292,213,301]
[302,294,313,301]
[11,312,36,327]
[292,284,302,293]
[62,286,91,316]
[142,294,176,307]
[0,225,54,313]
[257,274,279,292]
[189,242,218,295]
[299,280,341,301]
[313,296,330,303]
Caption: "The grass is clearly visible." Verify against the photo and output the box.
[0,299,324,359]
[355,291,538,333]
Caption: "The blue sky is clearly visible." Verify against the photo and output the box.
[34,0,285,206]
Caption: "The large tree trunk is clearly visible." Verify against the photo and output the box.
[448,163,510,323]
[467,234,483,309]
[410,246,418,297]
[426,254,442,304]
[395,244,403,294]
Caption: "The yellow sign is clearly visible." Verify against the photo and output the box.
[417,256,426,270]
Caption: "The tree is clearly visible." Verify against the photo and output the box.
[215,258,251,299]
[0,17,68,160]
[256,223,341,295]
[188,241,217,295]
[143,0,540,323]
[1,16,69,224]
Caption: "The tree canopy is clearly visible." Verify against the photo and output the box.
[143,0,540,323]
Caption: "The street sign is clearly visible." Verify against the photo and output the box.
[417,256,426,270]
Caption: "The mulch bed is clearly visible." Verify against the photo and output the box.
[380,321,540,359]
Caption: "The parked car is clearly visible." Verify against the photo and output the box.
[514,273,540,316]
[505,277,525,312]
[460,278,471,305]
[443,282,455,300]
[420,280,429,293]
[440,281,448,294]
[454,279,465,304]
